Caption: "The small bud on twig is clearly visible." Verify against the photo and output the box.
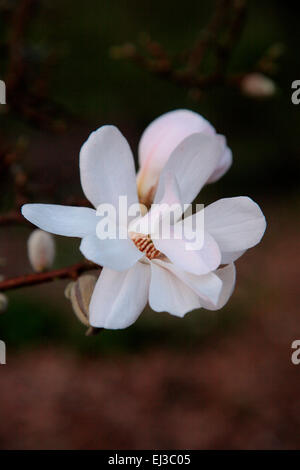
[64,273,97,327]
[27,229,55,273]
[241,73,276,98]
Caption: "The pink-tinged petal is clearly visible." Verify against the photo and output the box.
[149,261,201,317]
[154,230,221,276]
[139,109,215,168]
[21,204,97,237]
[80,234,143,271]
[80,125,138,210]
[89,263,150,329]
[137,110,215,203]
[137,109,232,204]
[204,197,266,252]
[200,263,236,311]
[153,258,223,307]
[154,133,224,205]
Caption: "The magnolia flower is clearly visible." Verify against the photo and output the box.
[21,110,266,330]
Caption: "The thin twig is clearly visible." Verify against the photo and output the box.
[187,0,231,72]
[5,0,37,94]
[0,261,100,292]
[214,0,247,77]
[112,0,248,95]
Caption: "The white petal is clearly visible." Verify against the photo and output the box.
[153,258,223,307]
[200,263,236,311]
[131,172,182,236]
[207,139,232,183]
[157,170,182,207]
[89,263,150,329]
[154,230,221,275]
[80,125,138,210]
[22,204,97,237]
[154,133,223,205]
[204,197,266,252]
[80,234,143,271]
[221,249,246,264]
[137,109,215,203]
[149,261,201,317]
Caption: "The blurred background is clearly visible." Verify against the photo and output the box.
[0,0,300,449]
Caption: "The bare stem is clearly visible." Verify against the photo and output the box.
[0,261,100,292]
[187,0,231,72]
[112,0,248,95]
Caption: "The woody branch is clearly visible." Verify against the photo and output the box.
[110,0,248,95]
[0,261,100,292]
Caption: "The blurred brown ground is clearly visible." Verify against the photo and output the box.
[0,201,299,450]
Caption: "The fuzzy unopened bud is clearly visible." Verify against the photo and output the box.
[0,293,8,313]
[241,73,276,98]
[64,274,97,327]
[27,229,55,272]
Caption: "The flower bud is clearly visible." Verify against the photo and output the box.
[27,229,55,272]
[136,109,232,206]
[0,293,8,314]
[64,274,98,327]
[241,73,276,98]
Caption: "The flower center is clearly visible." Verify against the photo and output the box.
[130,232,161,260]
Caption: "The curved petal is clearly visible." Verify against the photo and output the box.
[204,197,267,252]
[21,204,97,237]
[137,109,232,204]
[207,138,232,183]
[200,263,236,311]
[149,261,201,317]
[137,109,215,203]
[89,263,151,329]
[80,234,143,271]
[139,109,215,167]
[154,133,224,205]
[154,230,221,276]
[153,258,223,307]
[80,125,138,210]
[221,249,246,264]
